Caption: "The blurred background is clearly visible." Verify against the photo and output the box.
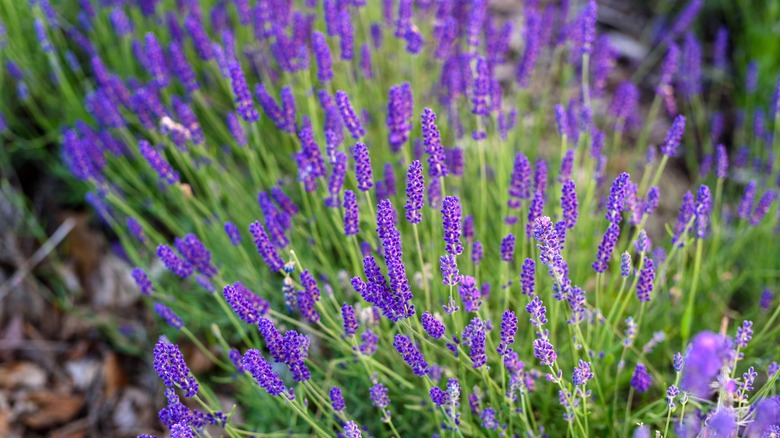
[0,0,778,436]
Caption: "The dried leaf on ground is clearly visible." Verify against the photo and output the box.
[21,392,85,429]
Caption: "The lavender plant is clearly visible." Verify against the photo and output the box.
[2,0,780,437]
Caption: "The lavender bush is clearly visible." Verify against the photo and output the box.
[1,0,779,436]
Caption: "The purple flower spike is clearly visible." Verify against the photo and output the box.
[521,259,535,296]
[229,60,259,123]
[326,151,348,207]
[393,334,428,376]
[154,303,183,329]
[139,141,179,185]
[581,0,597,55]
[352,142,373,192]
[459,275,481,312]
[312,31,333,83]
[422,108,448,178]
[572,360,594,386]
[497,309,517,356]
[336,91,365,139]
[184,15,213,61]
[630,364,652,393]
[404,160,425,224]
[330,386,346,412]
[508,152,532,213]
[386,83,413,152]
[593,223,620,273]
[750,191,776,226]
[338,7,354,60]
[343,190,360,236]
[440,254,459,286]
[500,234,516,262]
[735,320,753,348]
[672,191,695,246]
[132,268,154,295]
[657,43,679,93]
[441,196,463,255]
[249,221,284,271]
[472,57,490,116]
[526,191,545,237]
[737,181,757,220]
[561,180,579,230]
[462,317,487,369]
[694,185,712,239]
[533,338,556,366]
[636,259,655,302]
[517,8,541,87]
[422,312,445,339]
[342,302,359,337]
[606,173,630,224]
[157,244,193,278]
[376,199,414,321]
[144,33,168,87]
[471,240,483,266]
[243,349,287,396]
[681,331,734,398]
[223,282,270,325]
[661,115,686,157]
[174,234,217,277]
[153,340,198,397]
[714,145,728,179]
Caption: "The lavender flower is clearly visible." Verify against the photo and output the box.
[153,340,198,397]
[636,259,655,302]
[630,364,652,393]
[376,199,414,320]
[139,141,179,185]
[606,173,630,223]
[760,289,774,312]
[441,196,463,255]
[680,32,702,100]
[386,83,413,152]
[393,334,428,376]
[370,380,390,420]
[534,217,571,298]
[157,244,193,278]
[223,282,270,325]
[471,240,483,266]
[661,115,686,157]
[440,254,459,286]
[694,185,712,239]
[228,60,259,123]
[561,180,578,229]
[735,320,753,348]
[132,268,154,295]
[249,221,284,272]
[500,234,515,262]
[581,0,597,55]
[704,408,737,437]
[521,259,535,296]
[526,191,545,237]
[422,108,448,178]
[508,152,532,211]
[336,91,365,139]
[243,349,286,396]
[737,181,757,220]
[343,190,360,236]
[462,317,487,369]
[352,142,373,192]
[154,303,183,329]
[404,160,424,224]
[681,331,734,398]
[174,234,217,277]
[184,15,213,60]
[572,360,593,386]
[312,31,333,82]
[517,9,541,87]
[459,275,481,312]
[330,386,346,412]
[422,312,445,339]
[593,223,620,273]
[533,338,556,366]
[750,191,776,226]
[497,309,517,356]
[472,57,490,116]
[338,7,354,60]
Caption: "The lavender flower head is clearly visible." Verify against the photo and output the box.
[157,244,193,278]
[440,254,459,286]
[462,317,487,369]
[154,303,183,330]
[694,184,712,239]
[660,115,686,157]
[249,221,284,272]
[606,172,630,224]
[681,331,734,398]
[404,160,424,224]
[393,334,428,376]
[497,309,517,356]
[630,364,652,393]
[581,0,598,55]
[521,258,535,296]
[343,190,360,236]
[353,142,373,192]
[636,259,655,302]
[572,360,593,386]
[422,108,448,178]
[441,196,463,255]
[243,349,287,396]
[132,268,154,295]
[500,234,516,262]
[153,340,198,397]
[422,312,445,339]
[223,282,270,325]
[139,140,179,185]
[336,90,365,139]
